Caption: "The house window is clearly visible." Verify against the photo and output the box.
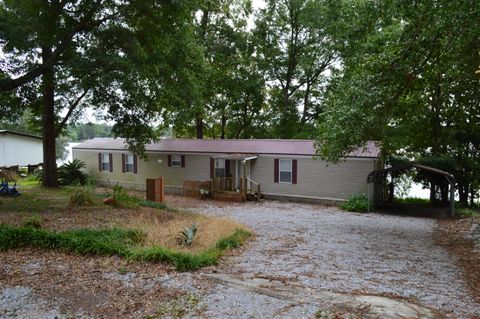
[279,159,292,183]
[215,159,225,177]
[171,154,182,167]
[125,154,134,172]
[102,153,110,171]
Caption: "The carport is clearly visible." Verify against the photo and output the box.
[367,163,456,216]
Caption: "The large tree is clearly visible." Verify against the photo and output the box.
[0,0,198,187]
[161,0,266,140]
[254,0,338,138]
[317,0,480,204]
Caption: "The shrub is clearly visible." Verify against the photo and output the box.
[178,224,197,247]
[22,215,44,229]
[58,159,88,186]
[340,194,371,213]
[69,186,96,206]
[112,185,140,208]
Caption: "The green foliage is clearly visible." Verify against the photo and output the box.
[457,208,480,219]
[178,223,197,247]
[131,246,219,272]
[21,215,44,229]
[395,197,430,205]
[68,122,113,141]
[215,228,251,250]
[340,194,371,213]
[316,0,480,205]
[111,185,140,208]
[254,0,337,138]
[69,186,96,207]
[133,229,251,271]
[19,174,41,187]
[141,200,168,210]
[0,225,143,255]
[0,224,251,271]
[58,159,88,186]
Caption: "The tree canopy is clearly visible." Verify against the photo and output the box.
[1,0,479,204]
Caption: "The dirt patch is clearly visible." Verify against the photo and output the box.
[435,217,480,307]
[0,248,205,318]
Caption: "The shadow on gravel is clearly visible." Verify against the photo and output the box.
[377,203,450,219]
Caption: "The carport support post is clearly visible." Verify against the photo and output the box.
[450,183,455,217]
[367,185,370,213]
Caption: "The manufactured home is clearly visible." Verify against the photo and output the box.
[0,130,43,167]
[73,138,380,203]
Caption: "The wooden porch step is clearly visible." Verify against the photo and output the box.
[246,192,263,201]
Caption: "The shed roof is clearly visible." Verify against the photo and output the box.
[73,138,380,158]
[0,130,42,140]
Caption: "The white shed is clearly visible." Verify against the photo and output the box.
[0,130,43,167]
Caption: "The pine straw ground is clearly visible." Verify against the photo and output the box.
[434,216,480,307]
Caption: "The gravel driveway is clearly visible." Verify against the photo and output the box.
[1,199,479,318]
[187,200,479,318]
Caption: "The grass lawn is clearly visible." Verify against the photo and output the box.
[0,180,251,271]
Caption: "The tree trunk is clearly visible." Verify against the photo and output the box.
[440,181,449,205]
[194,8,209,140]
[301,76,311,125]
[195,115,203,139]
[388,181,394,202]
[41,46,58,188]
[458,184,468,206]
[220,109,226,139]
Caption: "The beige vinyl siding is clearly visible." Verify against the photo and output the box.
[250,156,375,201]
[73,150,211,191]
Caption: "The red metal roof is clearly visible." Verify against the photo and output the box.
[73,138,380,158]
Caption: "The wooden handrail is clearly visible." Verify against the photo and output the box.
[246,177,259,186]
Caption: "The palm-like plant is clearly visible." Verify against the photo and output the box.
[178,223,197,246]
[58,159,88,186]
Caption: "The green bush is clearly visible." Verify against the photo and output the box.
[69,186,96,206]
[112,185,140,208]
[340,194,371,213]
[58,159,88,186]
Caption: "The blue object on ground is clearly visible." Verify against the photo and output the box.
[0,180,20,196]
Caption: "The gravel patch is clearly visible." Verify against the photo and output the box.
[1,198,478,318]
[0,286,64,319]
[187,200,479,318]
